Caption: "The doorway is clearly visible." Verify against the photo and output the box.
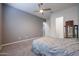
[43,21,49,36]
[56,16,64,38]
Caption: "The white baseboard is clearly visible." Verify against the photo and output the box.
[0,37,39,47]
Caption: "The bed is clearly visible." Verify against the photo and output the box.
[32,37,79,56]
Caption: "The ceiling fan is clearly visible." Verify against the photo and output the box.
[33,3,52,15]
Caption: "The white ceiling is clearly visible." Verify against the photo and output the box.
[7,3,78,19]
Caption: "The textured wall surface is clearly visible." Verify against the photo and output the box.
[0,4,2,50]
[2,4,44,44]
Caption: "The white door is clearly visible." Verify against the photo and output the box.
[43,22,49,36]
[56,16,64,38]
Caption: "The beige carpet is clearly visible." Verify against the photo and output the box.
[0,39,36,56]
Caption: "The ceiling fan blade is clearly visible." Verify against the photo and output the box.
[33,10,39,12]
[43,8,51,11]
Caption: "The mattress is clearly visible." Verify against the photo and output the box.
[32,37,79,56]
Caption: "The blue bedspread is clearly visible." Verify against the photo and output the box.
[32,37,79,56]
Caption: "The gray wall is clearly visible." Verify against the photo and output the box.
[0,4,2,50]
[2,4,44,44]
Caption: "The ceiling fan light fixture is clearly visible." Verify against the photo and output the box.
[39,9,43,13]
